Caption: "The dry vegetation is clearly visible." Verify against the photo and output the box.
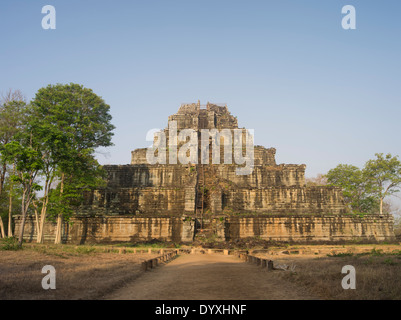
[1,240,401,300]
[0,241,160,300]
[255,245,401,300]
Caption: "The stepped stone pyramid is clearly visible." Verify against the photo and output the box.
[83,102,347,217]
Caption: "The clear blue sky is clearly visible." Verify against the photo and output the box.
[1,1,400,181]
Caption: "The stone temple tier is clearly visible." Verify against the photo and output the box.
[82,102,347,217]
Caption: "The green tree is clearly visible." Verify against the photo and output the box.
[1,140,43,246]
[363,153,401,216]
[0,90,26,194]
[326,164,377,214]
[0,90,28,238]
[0,171,22,237]
[30,83,115,243]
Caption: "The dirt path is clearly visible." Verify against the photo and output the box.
[104,253,319,300]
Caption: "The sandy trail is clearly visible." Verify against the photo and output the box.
[104,253,319,300]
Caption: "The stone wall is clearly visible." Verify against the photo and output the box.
[14,214,395,244]
[103,164,197,188]
[81,164,197,215]
[211,164,306,188]
[83,162,345,216]
[222,186,346,215]
[226,215,396,243]
[14,216,195,244]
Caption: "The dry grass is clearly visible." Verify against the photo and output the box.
[255,245,401,300]
[2,241,401,300]
[0,243,160,300]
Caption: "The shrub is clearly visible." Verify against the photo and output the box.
[0,237,22,251]
[326,252,354,257]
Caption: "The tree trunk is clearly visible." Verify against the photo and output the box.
[7,163,15,237]
[0,217,5,238]
[54,215,63,244]
[37,205,46,243]
[33,202,40,241]
[37,200,48,243]
[0,164,5,238]
[17,182,35,247]
[54,173,65,244]
[0,163,6,196]
[8,189,13,237]
[18,213,27,246]
[380,197,383,216]
[0,147,8,239]
[37,177,51,244]
[17,192,27,247]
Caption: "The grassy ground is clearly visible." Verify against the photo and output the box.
[0,239,161,300]
[1,239,400,300]
[254,245,401,300]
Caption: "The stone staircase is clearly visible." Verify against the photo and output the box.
[194,222,214,243]
[193,218,225,245]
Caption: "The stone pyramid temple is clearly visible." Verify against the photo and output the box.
[17,102,395,244]
[84,102,347,217]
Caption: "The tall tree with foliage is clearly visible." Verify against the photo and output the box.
[0,89,28,238]
[0,176,22,237]
[30,83,114,244]
[0,90,26,194]
[326,164,378,214]
[1,140,43,246]
[363,153,401,216]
